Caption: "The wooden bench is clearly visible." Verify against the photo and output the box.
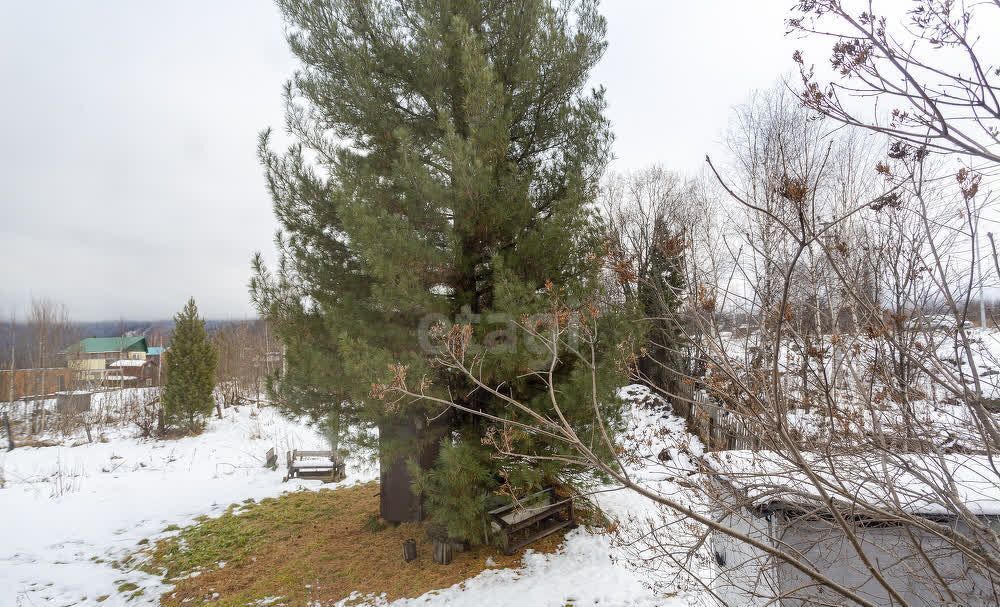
[283,449,346,483]
[489,487,576,555]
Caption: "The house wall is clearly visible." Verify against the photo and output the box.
[110,361,156,386]
[774,516,997,606]
[711,503,782,606]
[68,349,147,383]
[715,508,999,607]
[68,358,106,371]
[68,357,109,383]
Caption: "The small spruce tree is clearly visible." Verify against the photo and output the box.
[163,298,218,433]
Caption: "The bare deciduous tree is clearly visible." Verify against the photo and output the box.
[372,65,1000,605]
[789,0,1000,165]
[213,319,270,408]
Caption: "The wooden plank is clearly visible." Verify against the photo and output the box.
[296,450,335,458]
[503,519,573,555]
[505,503,568,535]
[284,450,295,481]
[488,488,553,516]
[432,538,453,565]
[291,462,338,469]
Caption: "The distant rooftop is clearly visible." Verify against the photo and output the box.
[147,346,166,356]
[65,336,148,354]
[109,359,148,368]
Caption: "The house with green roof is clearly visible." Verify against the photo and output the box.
[65,336,149,383]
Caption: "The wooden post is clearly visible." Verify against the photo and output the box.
[432,538,453,565]
[38,399,47,435]
[402,539,417,562]
[3,411,13,451]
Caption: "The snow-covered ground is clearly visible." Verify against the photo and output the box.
[0,404,373,607]
[700,326,1000,451]
[0,391,700,607]
[342,530,674,607]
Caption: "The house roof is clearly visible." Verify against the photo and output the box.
[66,336,148,354]
[147,346,165,356]
[109,359,148,368]
[704,450,1000,517]
[103,371,139,381]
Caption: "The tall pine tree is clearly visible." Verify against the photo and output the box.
[163,298,218,433]
[252,0,627,539]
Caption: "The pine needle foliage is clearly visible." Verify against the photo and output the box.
[251,0,630,542]
[409,441,498,545]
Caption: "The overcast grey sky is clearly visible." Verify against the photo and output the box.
[0,1,798,321]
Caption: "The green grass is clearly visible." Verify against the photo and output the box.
[142,497,313,580]
[363,512,388,533]
[135,483,569,607]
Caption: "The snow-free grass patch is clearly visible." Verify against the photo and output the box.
[138,482,568,606]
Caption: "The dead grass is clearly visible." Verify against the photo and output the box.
[14,437,60,448]
[138,482,567,606]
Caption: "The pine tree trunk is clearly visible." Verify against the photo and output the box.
[378,416,441,523]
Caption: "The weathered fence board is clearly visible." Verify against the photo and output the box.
[678,389,762,452]
[432,538,453,565]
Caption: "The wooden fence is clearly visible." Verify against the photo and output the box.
[678,389,763,452]
[1,368,74,402]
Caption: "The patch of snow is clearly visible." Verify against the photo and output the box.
[336,532,682,607]
[705,450,1000,516]
[0,403,377,607]
[0,385,701,607]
